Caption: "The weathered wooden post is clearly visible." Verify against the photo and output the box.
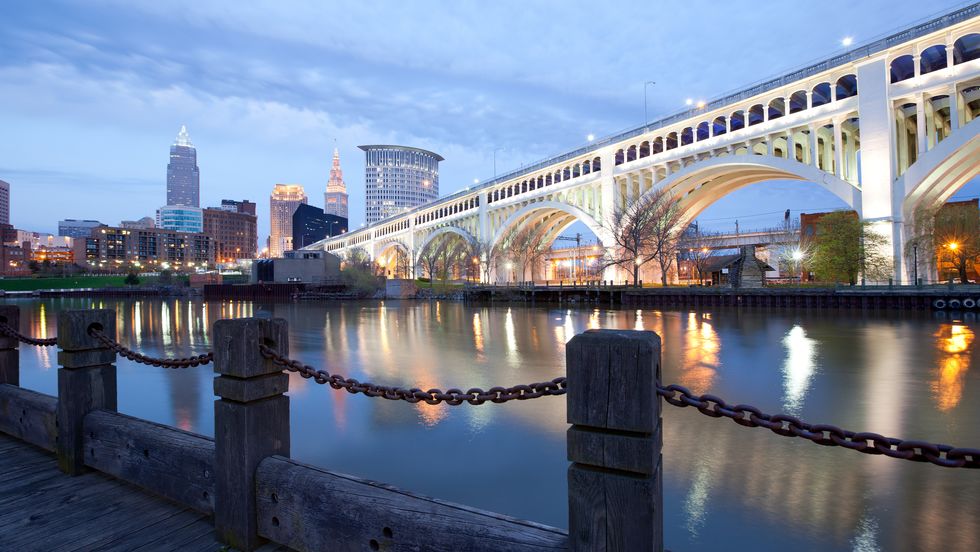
[213,317,290,552]
[566,329,663,552]
[0,305,19,385]
[56,309,117,475]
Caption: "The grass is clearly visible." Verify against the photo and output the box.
[0,275,188,291]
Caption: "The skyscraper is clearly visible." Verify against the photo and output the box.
[269,184,307,258]
[324,148,348,219]
[291,204,347,249]
[359,145,442,225]
[0,180,9,226]
[167,125,200,207]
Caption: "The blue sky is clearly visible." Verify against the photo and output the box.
[1,0,977,241]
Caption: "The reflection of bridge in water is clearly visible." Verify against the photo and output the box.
[311,6,980,286]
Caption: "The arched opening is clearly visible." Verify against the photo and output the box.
[920,44,948,75]
[712,116,727,136]
[592,157,601,171]
[615,149,625,165]
[964,85,980,124]
[929,95,953,145]
[954,33,980,64]
[895,102,919,175]
[416,229,478,283]
[639,141,651,158]
[890,55,915,82]
[491,202,604,283]
[652,137,664,154]
[582,160,591,175]
[789,90,807,113]
[730,110,745,131]
[768,98,786,120]
[666,132,678,150]
[681,127,694,146]
[377,243,411,279]
[627,145,637,162]
[835,74,858,100]
[811,83,832,107]
[696,121,710,141]
[747,104,765,126]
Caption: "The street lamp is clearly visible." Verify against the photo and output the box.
[643,81,656,124]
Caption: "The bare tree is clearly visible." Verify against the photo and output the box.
[600,187,683,286]
[500,224,549,282]
[683,229,717,285]
[472,238,503,283]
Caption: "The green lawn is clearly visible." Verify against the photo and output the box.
[0,275,187,291]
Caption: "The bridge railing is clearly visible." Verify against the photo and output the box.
[0,304,976,552]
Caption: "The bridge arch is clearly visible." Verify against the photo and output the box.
[637,155,862,226]
[416,226,477,257]
[491,200,606,250]
[902,118,980,218]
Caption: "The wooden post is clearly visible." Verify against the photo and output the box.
[0,305,19,386]
[56,309,117,475]
[566,329,663,552]
[213,317,290,552]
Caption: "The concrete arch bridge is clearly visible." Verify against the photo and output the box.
[309,6,980,283]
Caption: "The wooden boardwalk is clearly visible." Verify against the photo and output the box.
[0,433,285,552]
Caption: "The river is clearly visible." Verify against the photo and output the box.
[4,297,978,551]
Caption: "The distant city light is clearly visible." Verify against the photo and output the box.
[587,134,595,142]
[841,36,854,47]
[685,98,693,106]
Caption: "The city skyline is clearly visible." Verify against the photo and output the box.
[1,1,979,243]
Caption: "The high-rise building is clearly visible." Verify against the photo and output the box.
[167,125,200,207]
[157,205,204,233]
[58,219,104,238]
[0,180,9,226]
[204,203,258,262]
[359,145,442,225]
[269,184,307,258]
[324,148,348,219]
[74,226,214,270]
[291,204,347,250]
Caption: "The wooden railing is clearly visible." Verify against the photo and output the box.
[0,305,664,552]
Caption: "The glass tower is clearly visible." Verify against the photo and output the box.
[359,145,442,225]
[167,125,200,207]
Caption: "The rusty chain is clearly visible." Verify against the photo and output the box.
[656,383,980,469]
[0,322,58,346]
[258,344,567,405]
[88,326,213,368]
[3,319,976,468]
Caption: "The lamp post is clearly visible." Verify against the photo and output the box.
[493,148,504,179]
[913,243,918,286]
[643,81,656,125]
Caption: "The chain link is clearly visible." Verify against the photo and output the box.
[88,326,213,368]
[656,383,980,469]
[258,344,566,405]
[0,322,58,347]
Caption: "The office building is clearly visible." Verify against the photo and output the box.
[167,125,200,207]
[0,180,9,226]
[291,204,347,249]
[58,219,104,238]
[220,199,257,216]
[204,203,258,261]
[73,226,214,270]
[359,145,442,224]
[120,217,155,230]
[157,205,204,234]
[269,184,307,258]
[324,148,348,219]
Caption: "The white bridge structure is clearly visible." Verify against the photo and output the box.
[309,6,980,283]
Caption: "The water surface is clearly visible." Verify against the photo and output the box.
[6,298,979,551]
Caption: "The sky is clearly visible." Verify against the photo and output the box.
[1,0,977,242]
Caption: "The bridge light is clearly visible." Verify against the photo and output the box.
[696,100,706,109]
[473,178,480,184]
[841,36,853,47]
[685,99,693,106]
[587,134,595,142]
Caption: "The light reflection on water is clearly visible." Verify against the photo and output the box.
[5,298,980,552]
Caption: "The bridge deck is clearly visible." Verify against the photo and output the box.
[0,434,286,552]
